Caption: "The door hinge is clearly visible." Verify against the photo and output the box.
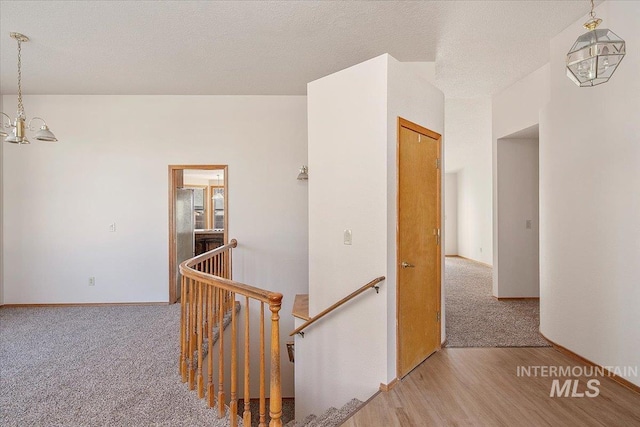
[434,228,441,245]
[436,158,441,169]
[437,311,441,322]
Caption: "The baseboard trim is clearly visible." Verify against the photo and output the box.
[441,339,448,348]
[1,302,169,308]
[541,333,640,395]
[448,255,492,268]
[494,296,540,301]
[379,378,398,392]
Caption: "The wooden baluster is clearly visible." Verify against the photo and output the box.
[203,282,209,340]
[269,295,283,427]
[180,274,187,381]
[230,292,238,427]
[189,278,196,390]
[223,288,227,313]
[222,250,226,278]
[213,253,217,276]
[214,282,219,326]
[259,302,266,427]
[197,282,204,398]
[243,296,251,426]
[218,287,226,418]
[208,285,215,407]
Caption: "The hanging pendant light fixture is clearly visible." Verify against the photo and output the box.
[0,32,58,144]
[213,174,224,200]
[566,0,626,87]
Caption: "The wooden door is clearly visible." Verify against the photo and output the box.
[397,118,441,378]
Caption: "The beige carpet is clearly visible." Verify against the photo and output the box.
[444,257,549,348]
[0,305,240,427]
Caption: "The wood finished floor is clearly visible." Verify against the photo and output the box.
[342,348,640,427]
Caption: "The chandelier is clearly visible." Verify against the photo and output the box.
[566,0,626,87]
[0,32,58,144]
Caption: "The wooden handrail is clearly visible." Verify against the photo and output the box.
[182,238,238,267]
[179,239,283,427]
[179,239,282,304]
[289,276,385,337]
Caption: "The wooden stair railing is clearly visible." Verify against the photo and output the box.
[289,276,385,337]
[179,239,283,427]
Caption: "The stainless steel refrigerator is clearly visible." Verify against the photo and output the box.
[175,188,195,300]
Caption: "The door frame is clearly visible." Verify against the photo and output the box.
[168,164,228,304]
[396,117,442,378]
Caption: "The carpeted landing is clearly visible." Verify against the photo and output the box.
[445,257,550,348]
[0,304,239,427]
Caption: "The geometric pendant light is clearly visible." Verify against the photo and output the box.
[566,0,626,87]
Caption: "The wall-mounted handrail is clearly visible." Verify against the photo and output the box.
[179,239,283,427]
[289,276,385,337]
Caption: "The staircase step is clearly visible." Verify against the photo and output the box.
[336,398,363,424]
[305,407,338,427]
[290,398,363,427]
[294,414,317,427]
[340,398,362,413]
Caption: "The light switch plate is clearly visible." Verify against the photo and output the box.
[344,229,352,245]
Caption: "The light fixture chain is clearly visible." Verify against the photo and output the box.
[589,0,596,18]
[16,39,25,119]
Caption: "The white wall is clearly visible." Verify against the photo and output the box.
[444,173,458,255]
[301,55,389,420]
[492,65,550,295]
[1,94,309,396]
[445,98,492,265]
[299,54,444,419]
[183,177,211,186]
[539,0,640,387]
[492,64,550,141]
[496,138,539,297]
[492,0,639,387]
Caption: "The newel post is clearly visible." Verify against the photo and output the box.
[269,294,283,427]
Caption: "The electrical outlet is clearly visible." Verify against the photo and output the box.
[109,223,116,232]
[480,247,483,253]
[89,277,95,286]
[526,219,532,229]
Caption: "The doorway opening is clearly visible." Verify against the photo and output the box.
[168,165,228,304]
[444,124,548,348]
[396,118,442,378]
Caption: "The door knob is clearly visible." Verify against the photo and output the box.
[401,262,415,268]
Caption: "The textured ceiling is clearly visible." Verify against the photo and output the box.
[0,1,592,98]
